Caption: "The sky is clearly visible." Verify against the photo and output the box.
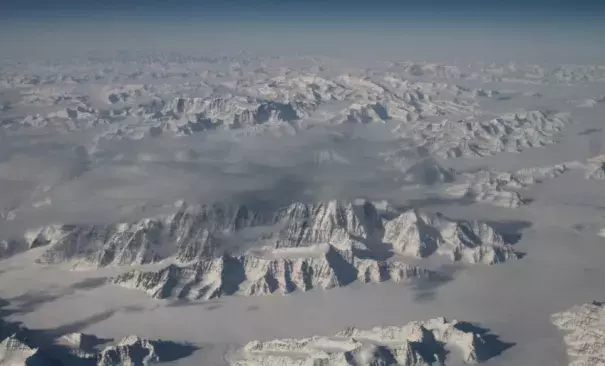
[0,0,604,63]
[2,0,605,19]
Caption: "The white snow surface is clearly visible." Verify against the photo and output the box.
[230,317,504,366]
[16,200,520,270]
[552,302,605,366]
[0,316,193,366]
[111,246,437,300]
[0,335,41,366]
[0,53,605,366]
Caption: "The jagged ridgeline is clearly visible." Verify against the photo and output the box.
[8,63,574,163]
[9,200,524,300]
[0,311,510,366]
[230,317,511,366]
[0,316,197,365]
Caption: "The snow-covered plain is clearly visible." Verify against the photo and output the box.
[0,53,605,365]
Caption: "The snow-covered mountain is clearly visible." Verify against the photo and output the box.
[97,335,160,366]
[551,301,605,366]
[0,335,43,366]
[3,57,575,161]
[10,199,523,299]
[0,316,195,366]
[230,317,508,366]
[382,210,519,263]
[22,200,522,270]
[403,110,571,159]
[111,245,435,300]
[444,163,573,207]
[2,53,603,366]
[443,157,604,207]
[159,97,302,132]
[585,155,605,180]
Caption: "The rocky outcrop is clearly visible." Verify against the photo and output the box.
[444,163,575,208]
[110,202,521,301]
[383,211,520,264]
[585,155,605,180]
[268,200,381,250]
[409,110,571,158]
[57,332,102,360]
[6,57,582,150]
[551,301,605,366]
[0,335,43,365]
[30,203,262,268]
[97,335,159,366]
[0,319,196,366]
[230,317,510,365]
[336,102,389,124]
[161,97,301,132]
[27,200,520,270]
[111,246,435,300]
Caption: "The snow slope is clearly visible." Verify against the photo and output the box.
[7,199,522,300]
[0,316,196,365]
[552,301,605,366]
[230,317,508,366]
[0,53,604,366]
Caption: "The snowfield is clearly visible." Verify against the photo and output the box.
[0,53,604,365]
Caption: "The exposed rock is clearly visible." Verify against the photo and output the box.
[409,110,571,158]
[19,200,521,274]
[0,335,43,366]
[383,210,520,264]
[585,155,605,180]
[161,97,301,133]
[0,318,195,366]
[268,200,380,250]
[444,162,576,208]
[31,203,256,268]
[231,317,510,365]
[57,332,103,359]
[98,335,159,366]
[337,102,389,124]
[111,246,435,300]
[551,301,605,366]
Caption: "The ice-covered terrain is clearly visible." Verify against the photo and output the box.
[3,200,519,300]
[0,314,197,365]
[0,52,604,365]
[552,302,605,366]
[229,317,509,366]
[26,201,518,264]
[111,247,436,300]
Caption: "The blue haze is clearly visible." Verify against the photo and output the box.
[1,0,604,63]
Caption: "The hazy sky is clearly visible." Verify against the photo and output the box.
[3,0,605,18]
[1,0,604,63]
